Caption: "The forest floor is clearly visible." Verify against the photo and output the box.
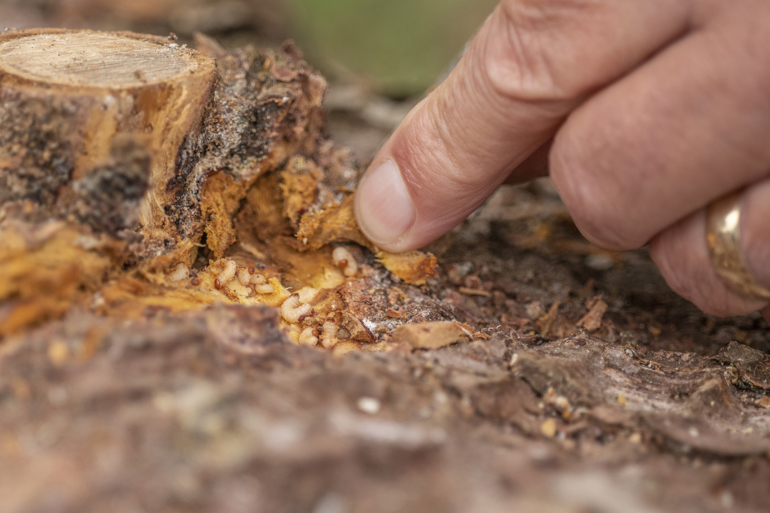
[1,2,770,513]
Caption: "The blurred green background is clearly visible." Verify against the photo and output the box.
[0,0,498,97]
[290,0,498,96]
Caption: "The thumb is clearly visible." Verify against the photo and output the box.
[354,0,690,252]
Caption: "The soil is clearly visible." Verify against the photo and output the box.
[1,3,769,513]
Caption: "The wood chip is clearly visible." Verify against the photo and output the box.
[540,418,557,438]
[458,287,491,297]
[576,297,608,332]
[392,322,471,350]
[340,312,375,344]
[536,301,560,337]
[385,308,404,319]
[377,251,438,286]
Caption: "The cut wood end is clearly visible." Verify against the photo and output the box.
[392,322,471,350]
[0,29,213,89]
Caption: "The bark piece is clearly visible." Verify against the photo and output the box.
[713,341,770,390]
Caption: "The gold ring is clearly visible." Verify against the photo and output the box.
[706,192,770,302]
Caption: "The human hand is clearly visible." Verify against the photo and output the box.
[354,0,770,319]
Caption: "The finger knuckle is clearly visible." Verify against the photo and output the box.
[550,135,638,251]
[393,100,488,193]
[485,0,601,102]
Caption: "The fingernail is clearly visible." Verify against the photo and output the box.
[355,160,416,246]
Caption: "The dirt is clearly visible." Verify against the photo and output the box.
[1,3,770,513]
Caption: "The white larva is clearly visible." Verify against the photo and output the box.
[215,259,237,288]
[321,319,339,349]
[299,327,319,347]
[332,247,358,277]
[170,263,189,282]
[280,294,313,323]
[237,268,252,286]
[254,283,275,295]
[297,287,318,304]
[250,273,274,294]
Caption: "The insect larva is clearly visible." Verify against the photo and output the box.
[255,283,275,295]
[321,319,339,349]
[250,273,274,294]
[237,268,252,286]
[170,263,189,282]
[280,294,313,323]
[299,327,319,347]
[215,259,237,288]
[332,247,358,277]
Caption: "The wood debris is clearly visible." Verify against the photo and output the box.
[392,322,472,350]
[576,296,608,332]
[377,251,439,285]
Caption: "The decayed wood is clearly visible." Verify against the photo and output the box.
[0,29,438,343]
[0,29,346,261]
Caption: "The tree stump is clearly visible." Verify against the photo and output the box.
[0,29,339,261]
[0,30,216,241]
[0,28,376,340]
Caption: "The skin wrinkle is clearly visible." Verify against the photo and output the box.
[490,3,573,101]
[497,0,600,99]
[393,27,559,206]
[493,0,692,102]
